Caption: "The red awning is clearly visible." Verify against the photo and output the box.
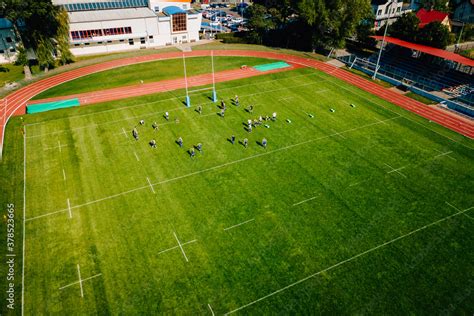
[372,36,474,67]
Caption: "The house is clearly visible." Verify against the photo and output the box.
[416,8,451,31]
[372,0,406,30]
[53,0,202,56]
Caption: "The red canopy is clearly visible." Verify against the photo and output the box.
[372,36,474,67]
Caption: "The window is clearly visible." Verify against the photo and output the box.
[5,37,13,43]
[85,42,90,45]
[154,6,159,12]
[140,37,146,44]
[129,39,134,45]
[149,35,153,39]
[9,48,15,52]
[107,40,112,43]
[98,41,103,44]
[397,7,401,12]
[119,39,125,42]
[377,9,382,16]
[172,13,187,32]
[0,50,4,54]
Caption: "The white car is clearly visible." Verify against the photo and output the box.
[210,20,221,27]
[231,17,243,24]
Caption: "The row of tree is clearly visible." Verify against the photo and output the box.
[245,0,373,51]
[0,0,74,76]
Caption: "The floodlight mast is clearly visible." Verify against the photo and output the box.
[373,0,397,80]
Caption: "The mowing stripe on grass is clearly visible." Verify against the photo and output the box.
[25,115,401,221]
[25,72,322,128]
[224,218,255,231]
[25,80,328,139]
[224,205,474,314]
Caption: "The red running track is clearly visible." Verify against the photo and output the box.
[27,63,303,106]
[1,50,472,156]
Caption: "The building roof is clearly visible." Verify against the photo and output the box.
[372,36,474,67]
[0,18,13,29]
[68,7,156,23]
[162,6,186,15]
[416,8,449,27]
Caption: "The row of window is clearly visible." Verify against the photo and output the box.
[172,14,187,33]
[377,6,401,16]
[71,36,152,47]
[60,0,148,12]
[71,27,132,40]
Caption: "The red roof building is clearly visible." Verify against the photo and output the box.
[416,8,451,31]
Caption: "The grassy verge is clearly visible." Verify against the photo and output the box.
[405,92,437,105]
[341,66,394,88]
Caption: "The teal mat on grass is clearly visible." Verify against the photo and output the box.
[27,98,80,114]
[254,62,291,72]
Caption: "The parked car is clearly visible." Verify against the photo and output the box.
[231,17,243,24]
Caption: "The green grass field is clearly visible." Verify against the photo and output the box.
[1,63,473,315]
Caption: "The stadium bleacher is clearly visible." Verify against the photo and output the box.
[339,44,474,111]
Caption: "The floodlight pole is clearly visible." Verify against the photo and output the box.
[183,53,190,107]
[373,0,395,80]
[211,50,217,102]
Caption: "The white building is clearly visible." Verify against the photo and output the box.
[52,0,202,56]
[372,0,406,30]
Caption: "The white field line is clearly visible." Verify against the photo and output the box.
[121,127,129,139]
[292,196,318,207]
[26,80,326,139]
[384,163,407,178]
[59,273,102,290]
[349,179,369,187]
[173,232,189,262]
[26,116,401,221]
[224,205,474,315]
[25,72,322,128]
[224,218,255,231]
[67,198,72,219]
[208,304,215,316]
[331,129,346,139]
[58,140,62,153]
[133,152,140,161]
[434,151,456,160]
[62,169,67,181]
[146,177,155,194]
[157,239,197,255]
[77,264,84,297]
[21,126,26,316]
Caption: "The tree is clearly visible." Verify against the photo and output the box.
[356,18,377,49]
[14,44,31,79]
[419,0,450,12]
[388,12,420,42]
[246,4,276,44]
[417,21,450,48]
[55,8,74,65]
[36,36,55,72]
[297,0,372,50]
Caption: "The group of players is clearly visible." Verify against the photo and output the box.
[131,95,271,158]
